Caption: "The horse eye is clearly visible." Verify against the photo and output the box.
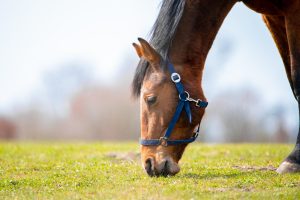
[146,96,157,105]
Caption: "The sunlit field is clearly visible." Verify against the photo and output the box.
[0,142,299,199]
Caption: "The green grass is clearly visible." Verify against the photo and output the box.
[0,142,299,199]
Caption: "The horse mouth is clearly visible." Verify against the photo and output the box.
[143,157,180,177]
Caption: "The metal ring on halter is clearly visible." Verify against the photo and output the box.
[159,137,168,146]
[171,73,181,83]
[179,91,190,101]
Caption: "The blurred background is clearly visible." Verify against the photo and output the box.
[0,0,298,143]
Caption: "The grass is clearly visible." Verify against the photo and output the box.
[0,142,299,199]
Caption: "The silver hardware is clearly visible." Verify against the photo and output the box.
[194,132,199,138]
[159,137,168,146]
[179,91,190,101]
[178,91,206,107]
[187,97,198,103]
[171,73,181,83]
[195,99,203,107]
[186,95,205,107]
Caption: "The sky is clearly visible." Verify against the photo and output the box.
[0,0,159,111]
[0,0,297,123]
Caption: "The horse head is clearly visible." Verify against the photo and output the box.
[132,38,207,176]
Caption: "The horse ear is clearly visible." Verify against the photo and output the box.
[132,43,143,58]
[137,38,160,65]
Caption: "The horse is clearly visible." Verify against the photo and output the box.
[132,0,300,176]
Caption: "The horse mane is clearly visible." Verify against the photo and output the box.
[132,0,186,98]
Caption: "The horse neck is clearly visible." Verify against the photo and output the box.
[169,0,237,74]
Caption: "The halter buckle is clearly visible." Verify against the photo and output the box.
[171,73,181,83]
[159,137,168,146]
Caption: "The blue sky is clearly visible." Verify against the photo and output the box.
[0,0,297,125]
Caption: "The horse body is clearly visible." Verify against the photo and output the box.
[132,0,300,176]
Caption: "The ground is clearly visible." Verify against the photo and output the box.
[0,142,299,199]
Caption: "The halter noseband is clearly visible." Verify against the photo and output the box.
[139,61,208,146]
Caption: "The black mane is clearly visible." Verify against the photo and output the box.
[132,0,185,97]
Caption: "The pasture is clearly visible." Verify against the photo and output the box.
[0,142,299,199]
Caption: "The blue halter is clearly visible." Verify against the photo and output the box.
[139,61,208,146]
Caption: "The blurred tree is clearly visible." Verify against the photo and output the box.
[65,54,140,140]
[42,61,95,116]
[203,35,234,97]
[67,84,139,140]
[204,88,269,142]
[272,105,289,142]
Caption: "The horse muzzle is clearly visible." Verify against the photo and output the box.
[143,157,180,177]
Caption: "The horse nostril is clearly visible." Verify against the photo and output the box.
[145,158,155,176]
[162,160,169,177]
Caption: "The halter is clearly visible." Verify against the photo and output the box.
[140,61,208,146]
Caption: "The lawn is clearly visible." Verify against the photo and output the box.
[0,142,299,199]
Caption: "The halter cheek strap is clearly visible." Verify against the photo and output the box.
[139,61,208,146]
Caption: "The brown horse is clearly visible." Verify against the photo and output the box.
[132,0,300,176]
